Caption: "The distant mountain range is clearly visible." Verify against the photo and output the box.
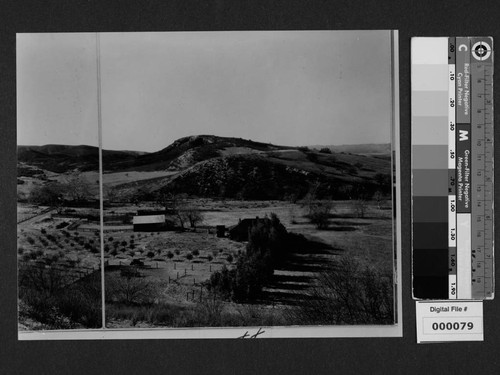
[18,135,392,200]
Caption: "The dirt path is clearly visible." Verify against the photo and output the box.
[17,207,56,226]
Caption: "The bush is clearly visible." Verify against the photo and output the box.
[18,247,25,255]
[166,251,174,259]
[27,237,35,245]
[106,273,157,305]
[18,268,102,329]
[319,147,332,154]
[174,249,180,256]
[186,253,193,261]
[146,251,155,259]
[307,201,334,229]
[353,200,368,218]
[192,249,199,257]
[41,229,47,234]
[208,213,290,302]
[207,255,213,262]
[285,256,394,325]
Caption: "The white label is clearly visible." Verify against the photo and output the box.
[416,301,483,343]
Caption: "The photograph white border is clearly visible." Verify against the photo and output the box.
[18,30,402,340]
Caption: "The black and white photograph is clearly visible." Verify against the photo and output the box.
[17,30,401,338]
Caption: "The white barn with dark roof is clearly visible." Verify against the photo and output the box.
[133,214,165,232]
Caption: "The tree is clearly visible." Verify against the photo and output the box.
[309,201,333,229]
[106,271,157,305]
[353,199,368,218]
[373,191,384,209]
[319,147,332,154]
[182,207,204,229]
[29,182,66,211]
[65,174,92,202]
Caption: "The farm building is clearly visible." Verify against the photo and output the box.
[132,214,166,232]
[228,217,265,242]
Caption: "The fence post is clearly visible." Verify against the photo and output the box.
[184,269,187,276]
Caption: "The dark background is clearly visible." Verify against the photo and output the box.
[1,1,499,374]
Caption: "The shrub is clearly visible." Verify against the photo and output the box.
[108,237,114,242]
[18,247,25,255]
[285,257,394,325]
[146,251,155,259]
[207,255,213,262]
[41,228,47,234]
[166,251,174,259]
[106,272,157,305]
[56,222,69,229]
[353,200,368,218]
[174,249,180,256]
[121,241,127,246]
[192,249,199,257]
[27,237,35,245]
[186,253,193,261]
[110,248,118,256]
[308,201,334,229]
[208,213,290,302]
[319,147,332,154]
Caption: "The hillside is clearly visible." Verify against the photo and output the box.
[18,136,392,201]
[103,135,290,172]
[105,136,391,201]
[17,145,145,173]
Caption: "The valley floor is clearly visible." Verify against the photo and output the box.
[17,199,395,329]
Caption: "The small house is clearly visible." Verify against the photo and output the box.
[133,214,166,232]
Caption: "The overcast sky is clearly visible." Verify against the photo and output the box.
[17,31,394,152]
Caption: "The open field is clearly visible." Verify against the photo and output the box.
[17,197,394,329]
[99,199,394,327]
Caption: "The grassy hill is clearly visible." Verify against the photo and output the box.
[18,135,392,201]
[17,145,145,173]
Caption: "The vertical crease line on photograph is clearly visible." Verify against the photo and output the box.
[96,32,106,329]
